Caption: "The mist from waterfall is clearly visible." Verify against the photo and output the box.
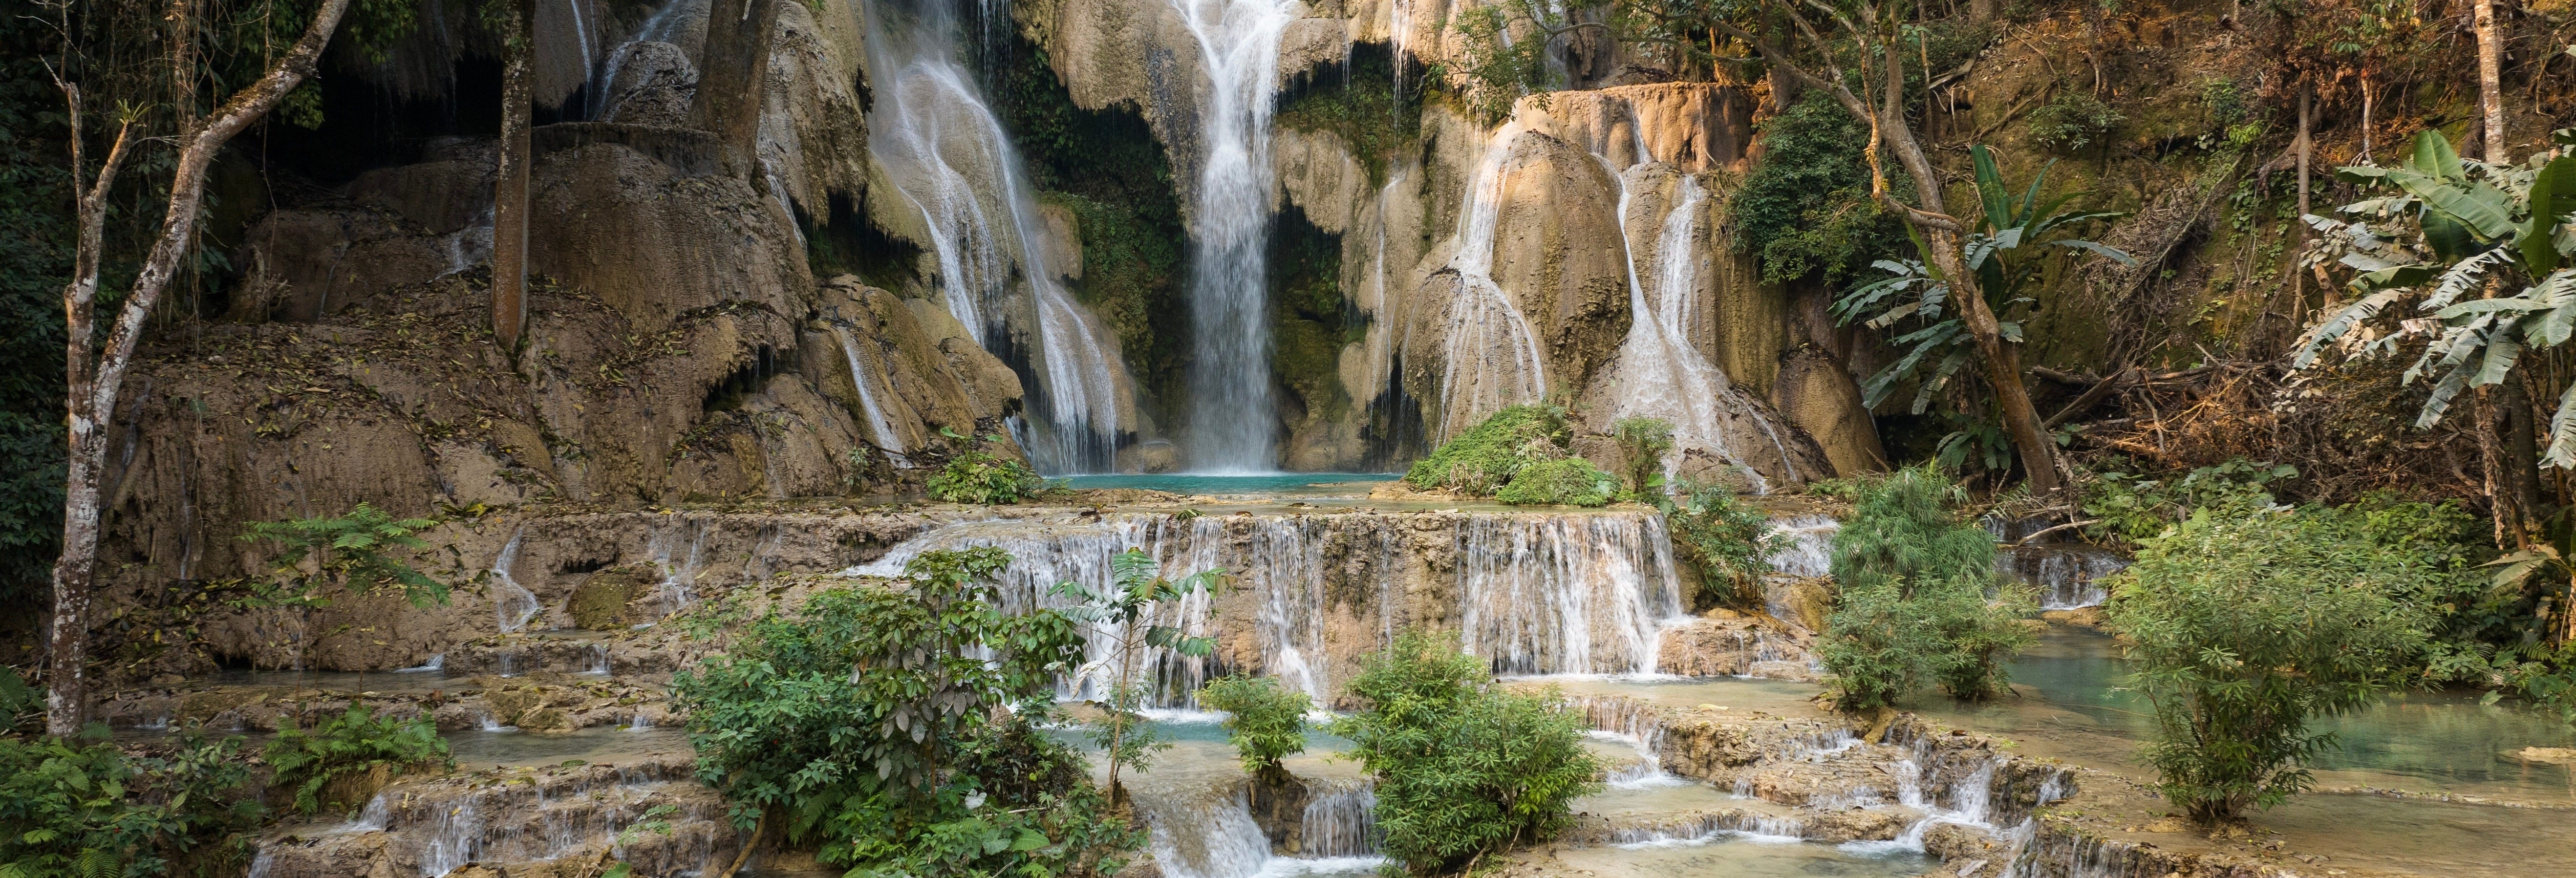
[863,0,1128,472]
[1428,121,1550,441]
[1169,0,1297,472]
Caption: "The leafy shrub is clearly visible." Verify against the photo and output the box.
[2029,91,2125,152]
[0,729,261,878]
[1609,417,1674,497]
[927,430,1045,505]
[1051,550,1224,796]
[1198,676,1310,782]
[2082,459,2297,547]
[265,705,452,815]
[1331,632,1598,875]
[1404,405,1570,494]
[1661,481,1774,609]
[1819,466,2033,707]
[2105,499,2442,823]
[1494,457,1616,507]
[1729,91,1911,286]
[673,548,1138,875]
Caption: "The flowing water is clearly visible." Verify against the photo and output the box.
[1168,0,1297,471]
[829,324,917,467]
[1427,120,1551,441]
[863,0,1127,472]
[490,528,543,634]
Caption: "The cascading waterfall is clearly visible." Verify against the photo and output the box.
[830,325,917,468]
[1301,781,1382,857]
[490,528,541,634]
[1429,121,1551,440]
[864,0,1126,472]
[646,513,708,611]
[1763,514,1838,578]
[1998,544,2129,610]
[848,510,1687,702]
[1169,0,1297,471]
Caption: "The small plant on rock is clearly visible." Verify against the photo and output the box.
[927,427,1045,504]
[1494,457,1617,507]
[1198,676,1310,784]
[264,704,452,815]
[233,504,449,673]
[1403,405,1570,494]
[1609,417,1674,498]
[1660,481,1775,609]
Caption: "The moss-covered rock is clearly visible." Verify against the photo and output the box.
[1403,405,1572,493]
[566,564,658,631]
[1495,457,1617,507]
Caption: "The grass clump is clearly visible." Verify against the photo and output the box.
[1331,632,1598,875]
[1609,417,1674,497]
[1494,457,1617,507]
[1198,676,1310,783]
[265,704,451,815]
[2106,498,2447,824]
[927,428,1045,505]
[1404,405,1570,494]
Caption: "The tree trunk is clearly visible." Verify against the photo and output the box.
[691,0,781,178]
[47,0,352,736]
[2474,0,2505,160]
[2295,84,2311,315]
[492,0,534,351]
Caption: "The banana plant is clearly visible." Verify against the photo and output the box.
[1050,549,1226,800]
[2297,128,2576,466]
[1835,146,2131,418]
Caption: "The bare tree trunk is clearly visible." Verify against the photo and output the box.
[2295,84,2311,315]
[2475,0,2506,160]
[47,0,352,736]
[691,0,781,178]
[492,0,534,351]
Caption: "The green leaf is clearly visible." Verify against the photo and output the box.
[2408,129,2465,180]
[2395,172,2516,241]
[2527,157,2576,275]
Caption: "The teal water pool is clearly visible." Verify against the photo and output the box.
[1057,473,1396,496]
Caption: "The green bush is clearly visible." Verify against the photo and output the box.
[1198,676,1310,782]
[1729,91,1911,286]
[0,729,261,878]
[1331,632,1598,875]
[1661,481,1773,609]
[1494,457,1617,507]
[1819,466,2033,708]
[2105,500,2442,823]
[927,431,1045,505]
[673,548,1138,875]
[1609,417,1674,498]
[2029,91,2125,152]
[265,705,452,815]
[1404,405,1570,494]
[2081,459,2298,547]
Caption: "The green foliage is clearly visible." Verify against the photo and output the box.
[1819,466,2032,707]
[1051,550,1225,792]
[928,429,1045,505]
[1730,92,1911,286]
[1835,146,2129,426]
[1448,0,1582,123]
[238,503,448,608]
[2028,91,2125,152]
[0,729,261,878]
[1331,632,1598,875]
[1272,44,1421,188]
[1197,676,1310,780]
[1659,481,1774,608]
[2106,499,2446,822]
[1404,405,1571,494]
[2297,130,2576,470]
[263,705,451,815]
[2081,459,2298,546]
[0,7,68,608]
[1494,458,1617,507]
[1609,417,1674,498]
[673,548,1136,876]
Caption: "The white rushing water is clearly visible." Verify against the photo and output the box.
[864,0,1127,472]
[847,511,1686,703]
[1428,120,1551,440]
[830,324,917,468]
[490,527,541,634]
[1169,0,1297,471]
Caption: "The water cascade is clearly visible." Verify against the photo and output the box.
[830,325,917,468]
[1427,122,1552,439]
[247,762,730,878]
[847,510,1687,704]
[491,528,542,634]
[863,0,1128,472]
[1169,0,1298,471]
[1762,514,1838,578]
[646,513,708,612]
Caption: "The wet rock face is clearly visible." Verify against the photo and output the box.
[248,756,737,878]
[1653,614,1820,681]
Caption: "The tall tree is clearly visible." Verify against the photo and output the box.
[1712,0,2067,493]
[47,0,353,734]
[492,0,535,350]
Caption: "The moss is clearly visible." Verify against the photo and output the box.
[1273,43,1423,189]
[1496,457,1616,507]
[1404,405,1570,493]
[1269,205,1351,425]
[567,564,655,630]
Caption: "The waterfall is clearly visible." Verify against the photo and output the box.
[1998,544,2128,610]
[1459,514,1683,676]
[490,528,541,634]
[830,325,916,468]
[1301,781,1382,857]
[864,0,1126,472]
[647,513,708,610]
[1763,514,1838,578]
[846,510,1687,702]
[1429,121,1550,440]
[1169,0,1297,471]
